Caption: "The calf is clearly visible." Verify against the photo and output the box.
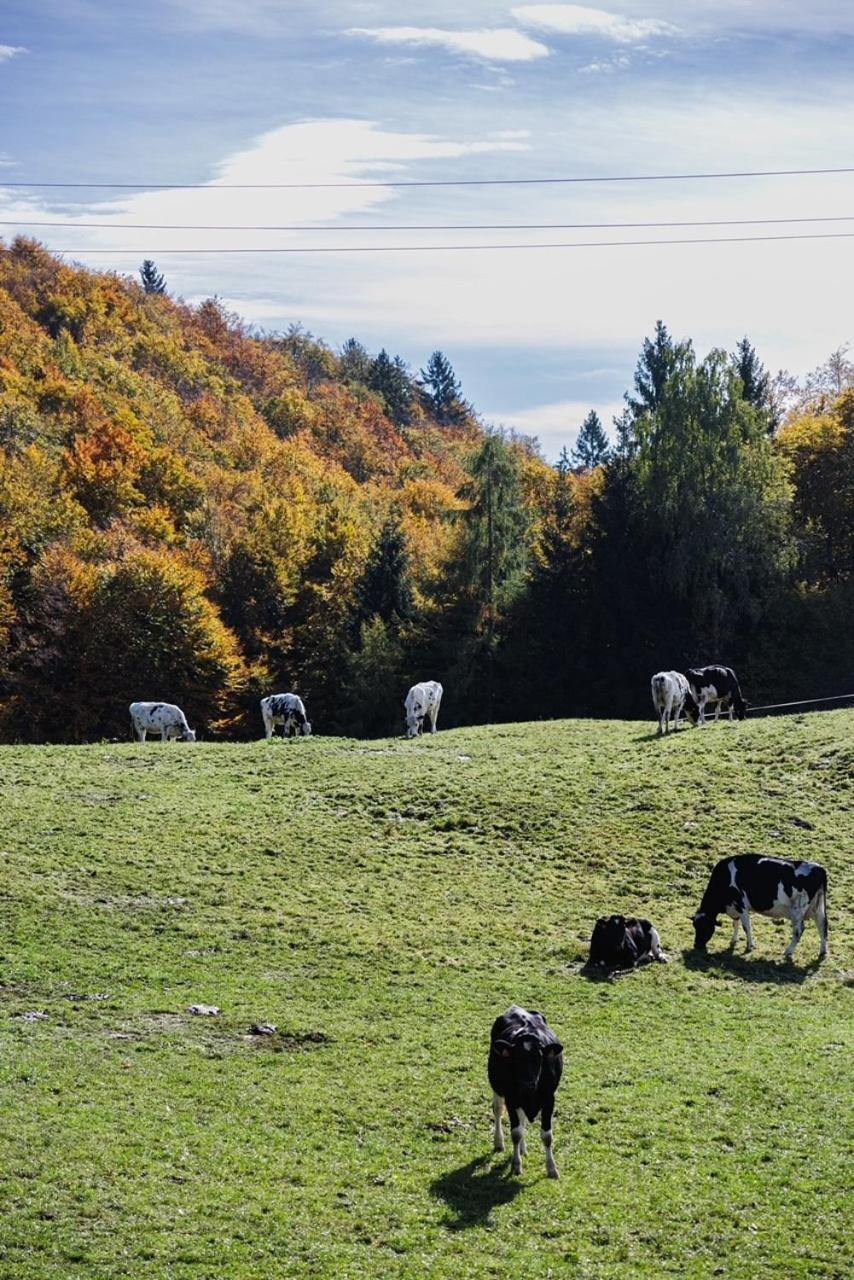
[650,671,698,735]
[691,854,828,960]
[588,914,669,970]
[404,680,443,738]
[488,1005,563,1178]
[129,701,196,742]
[686,665,746,724]
[260,693,312,739]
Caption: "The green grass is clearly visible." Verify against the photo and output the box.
[0,712,851,1280]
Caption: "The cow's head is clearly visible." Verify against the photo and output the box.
[733,695,747,721]
[682,690,700,725]
[181,728,197,742]
[598,914,628,950]
[491,1034,563,1091]
[690,910,718,950]
[405,711,422,738]
[301,720,312,736]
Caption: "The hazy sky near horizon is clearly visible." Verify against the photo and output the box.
[2,2,853,457]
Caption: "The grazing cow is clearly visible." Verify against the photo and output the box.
[686,665,746,724]
[129,701,196,742]
[588,914,669,970]
[260,693,312,739]
[488,1005,563,1179]
[691,854,829,960]
[404,680,443,738]
[650,671,698,735]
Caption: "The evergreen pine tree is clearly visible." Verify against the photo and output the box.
[368,349,414,426]
[339,337,372,385]
[139,259,167,295]
[420,350,467,425]
[571,410,610,469]
[732,336,772,427]
[354,518,414,632]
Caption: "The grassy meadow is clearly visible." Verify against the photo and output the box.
[0,712,851,1279]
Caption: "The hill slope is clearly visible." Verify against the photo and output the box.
[0,712,852,1278]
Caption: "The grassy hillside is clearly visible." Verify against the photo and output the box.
[0,712,851,1279]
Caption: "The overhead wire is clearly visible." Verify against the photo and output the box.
[1,165,854,191]
[8,230,854,254]
[2,214,854,232]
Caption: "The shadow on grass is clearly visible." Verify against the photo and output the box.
[682,947,824,984]
[430,1154,523,1230]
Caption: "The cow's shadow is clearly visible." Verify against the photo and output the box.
[681,948,824,984]
[430,1154,523,1230]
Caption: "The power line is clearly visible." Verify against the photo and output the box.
[11,230,854,254]
[3,214,854,232]
[2,165,854,191]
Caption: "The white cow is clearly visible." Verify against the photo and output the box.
[650,671,698,736]
[260,693,312,739]
[404,681,443,738]
[129,701,196,742]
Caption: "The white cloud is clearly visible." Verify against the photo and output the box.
[348,26,550,63]
[513,5,680,42]
[0,45,25,63]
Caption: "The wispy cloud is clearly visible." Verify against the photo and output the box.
[0,44,25,63]
[347,26,550,64]
[513,5,681,43]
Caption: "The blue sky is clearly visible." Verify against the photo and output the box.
[3,2,854,456]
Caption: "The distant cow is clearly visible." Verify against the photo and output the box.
[650,671,698,735]
[686,665,746,724]
[129,701,196,742]
[691,854,828,960]
[260,693,312,739]
[404,680,443,738]
[488,1005,563,1179]
[588,914,669,970]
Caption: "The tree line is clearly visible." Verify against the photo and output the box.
[0,241,850,740]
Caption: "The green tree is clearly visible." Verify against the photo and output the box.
[732,336,772,427]
[339,337,373,385]
[459,431,530,657]
[368,350,414,426]
[354,518,414,632]
[420,350,467,425]
[139,259,167,295]
[572,410,610,469]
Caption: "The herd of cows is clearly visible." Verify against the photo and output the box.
[130,666,832,1181]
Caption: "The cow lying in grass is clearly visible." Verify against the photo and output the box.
[488,1005,563,1178]
[587,914,669,971]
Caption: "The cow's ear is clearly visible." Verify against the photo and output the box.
[491,1039,513,1058]
[546,1041,563,1057]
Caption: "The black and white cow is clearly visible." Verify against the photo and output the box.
[404,680,443,738]
[650,671,698,735]
[488,1005,563,1178]
[260,693,312,739]
[129,701,196,742]
[691,854,829,960]
[686,665,746,724]
[588,914,669,970]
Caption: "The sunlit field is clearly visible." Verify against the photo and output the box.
[1,712,851,1279]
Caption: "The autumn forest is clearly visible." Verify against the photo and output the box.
[0,238,851,741]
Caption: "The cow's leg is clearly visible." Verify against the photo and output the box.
[784,910,806,959]
[136,727,147,742]
[697,698,707,725]
[508,1105,525,1175]
[649,926,669,962]
[814,891,829,959]
[492,1092,505,1152]
[540,1095,558,1179]
[741,911,754,953]
[729,916,741,949]
[263,715,273,739]
[429,706,438,733]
